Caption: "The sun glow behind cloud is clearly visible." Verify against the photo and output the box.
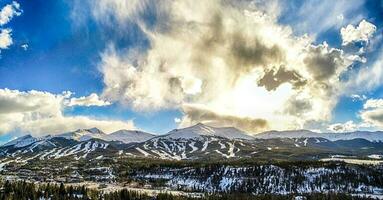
[90,0,379,133]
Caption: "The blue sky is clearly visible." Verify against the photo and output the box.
[0,0,181,137]
[0,0,382,143]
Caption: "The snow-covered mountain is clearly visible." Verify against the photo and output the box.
[255,130,322,139]
[323,131,383,142]
[2,135,40,148]
[255,130,383,142]
[102,130,155,143]
[163,123,254,140]
[1,124,383,162]
[55,128,107,141]
[1,127,155,151]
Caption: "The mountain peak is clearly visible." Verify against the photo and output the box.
[104,129,155,143]
[74,127,105,135]
[2,134,38,148]
[254,129,383,142]
[194,122,206,127]
[165,123,253,140]
[87,127,104,134]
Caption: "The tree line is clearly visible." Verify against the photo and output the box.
[0,180,378,200]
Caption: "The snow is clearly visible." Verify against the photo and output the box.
[227,142,235,157]
[165,123,216,139]
[0,160,13,171]
[214,142,236,158]
[321,158,383,165]
[218,141,226,149]
[2,135,39,148]
[103,130,155,143]
[368,154,383,159]
[55,128,106,141]
[219,177,237,191]
[53,127,153,144]
[255,130,383,142]
[201,140,209,151]
[137,165,383,195]
[188,142,198,153]
[136,147,150,157]
[28,141,110,160]
[164,123,253,140]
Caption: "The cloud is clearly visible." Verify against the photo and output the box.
[90,0,151,25]
[327,120,358,133]
[0,29,12,49]
[174,117,181,123]
[20,43,28,50]
[258,66,307,91]
[282,0,365,36]
[0,1,22,52]
[363,99,383,109]
[88,0,360,132]
[0,1,21,26]
[351,94,367,102]
[345,50,383,92]
[303,42,345,81]
[341,20,376,45]
[179,104,268,134]
[357,98,383,129]
[360,108,383,128]
[65,93,111,107]
[0,88,134,135]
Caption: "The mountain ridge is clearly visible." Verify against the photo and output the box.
[255,129,383,142]
[2,124,383,149]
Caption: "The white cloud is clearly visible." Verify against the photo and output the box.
[66,93,111,107]
[174,117,181,123]
[90,0,151,25]
[0,88,134,135]
[341,20,376,45]
[360,108,383,128]
[0,1,22,52]
[350,94,367,101]
[327,120,358,133]
[357,98,383,129]
[346,50,383,93]
[20,43,28,50]
[0,29,12,49]
[0,1,21,26]
[93,0,359,133]
[282,0,365,36]
[364,99,383,109]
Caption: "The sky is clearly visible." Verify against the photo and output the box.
[0,0,382,143]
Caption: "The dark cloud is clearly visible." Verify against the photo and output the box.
[230,33,284,70]
[284,98,312,116]
[168,77,183,94]
[362,109,383,125]
[182,105,268,133]
[331,124,344,131]
[304,45,343,81]
[0,98,40,114]
[327,121,357,133]
[258,66,307,91]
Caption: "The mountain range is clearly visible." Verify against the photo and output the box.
[0,123,382,161]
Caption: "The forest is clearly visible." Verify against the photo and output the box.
[0,180,379,200]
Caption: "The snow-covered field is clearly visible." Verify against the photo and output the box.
[66,181,203,198]
[320,158,383,165]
